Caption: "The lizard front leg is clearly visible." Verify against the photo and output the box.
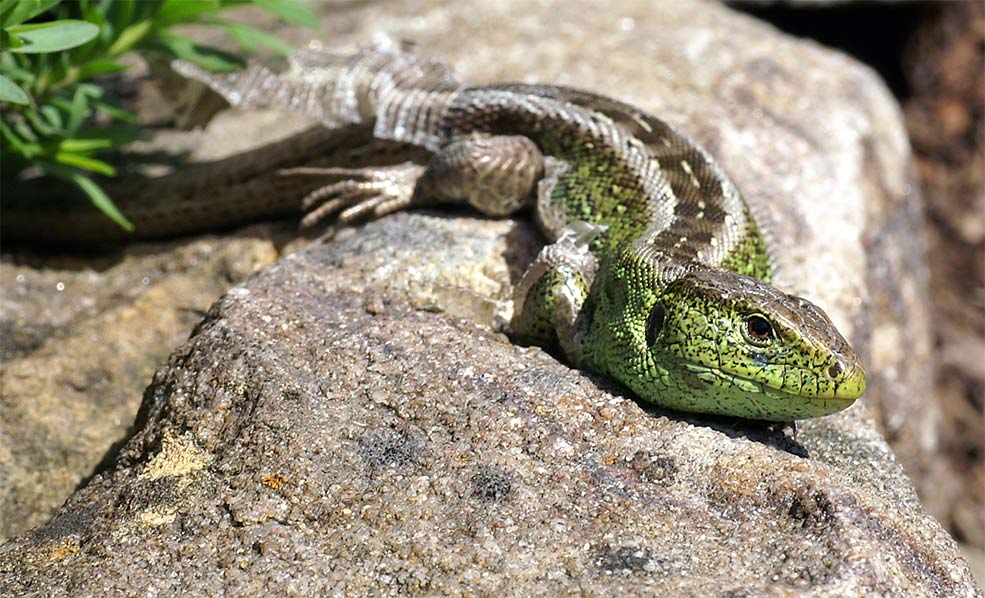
[291,134,545,231]
[510,220,606,365]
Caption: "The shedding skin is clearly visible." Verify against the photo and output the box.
[175,40,866,422]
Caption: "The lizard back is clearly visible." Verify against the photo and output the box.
[436,85,772,282]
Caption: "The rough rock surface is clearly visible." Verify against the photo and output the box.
[0,0,978,595]
[0,56,337,540]
[0,214,978,596]
[0,232,285,541]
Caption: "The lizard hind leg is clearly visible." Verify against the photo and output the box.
[293,134,546,233]
[511,220,607,365]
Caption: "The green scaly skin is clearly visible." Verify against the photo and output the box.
[580,254,864,421]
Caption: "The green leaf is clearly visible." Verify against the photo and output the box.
[214,20,292,55]
[155,33,244,71]
[74,58,129,79]
[53,149,116,175]
[66,84,91,132]
[78,175,134,231]
[0,0,60,28]
[91,98,136,123]
[155,0,222,27]
[8,20,100,53]
[58,137,113,152]
[80,0,109,31]
[106,19,153,56]
[12,118,38,143]
[1,27,22,49]
[74,81,103,97]
[39,102,64,130]
[111,0,167,33]
[49,95,81,112]
[0,62,34,82]
[251,0,318,29]
[0,73,29,104]
[44,164,134,231]
[106,0,135,36]
[25,107,57,135]
[0,119,41,156]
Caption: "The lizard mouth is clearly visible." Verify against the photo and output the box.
[681,360,865,402]
[752,373,864,402]
[641,359,863,421]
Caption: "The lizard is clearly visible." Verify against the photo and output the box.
[167,39,867,423]
[118,39,873,421]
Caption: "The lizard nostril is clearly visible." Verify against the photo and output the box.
[828,361,844,379]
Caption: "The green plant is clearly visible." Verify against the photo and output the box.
[0,0,316,231]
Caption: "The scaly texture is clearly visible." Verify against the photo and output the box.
[173,39,866,421]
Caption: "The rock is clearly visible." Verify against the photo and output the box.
[0,234,283,541]
[1,214,977,596]
[1,0,978,595]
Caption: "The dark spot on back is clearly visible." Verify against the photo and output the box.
[30,504,100,542]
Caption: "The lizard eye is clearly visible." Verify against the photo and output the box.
[646,302,665,346]
[745,315,774,344]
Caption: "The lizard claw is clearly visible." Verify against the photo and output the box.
[282,163,427,230]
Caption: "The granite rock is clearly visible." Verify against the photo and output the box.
[0,234,283,542]
[0,214,978,596]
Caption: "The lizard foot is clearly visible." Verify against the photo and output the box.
[511,220,607,364]
[285,163,427,230]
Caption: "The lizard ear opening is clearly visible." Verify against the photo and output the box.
[645,302,665,347]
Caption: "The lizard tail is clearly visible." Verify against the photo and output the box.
[171,38,463,149]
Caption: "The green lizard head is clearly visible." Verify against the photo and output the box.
[591,266,865,421]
